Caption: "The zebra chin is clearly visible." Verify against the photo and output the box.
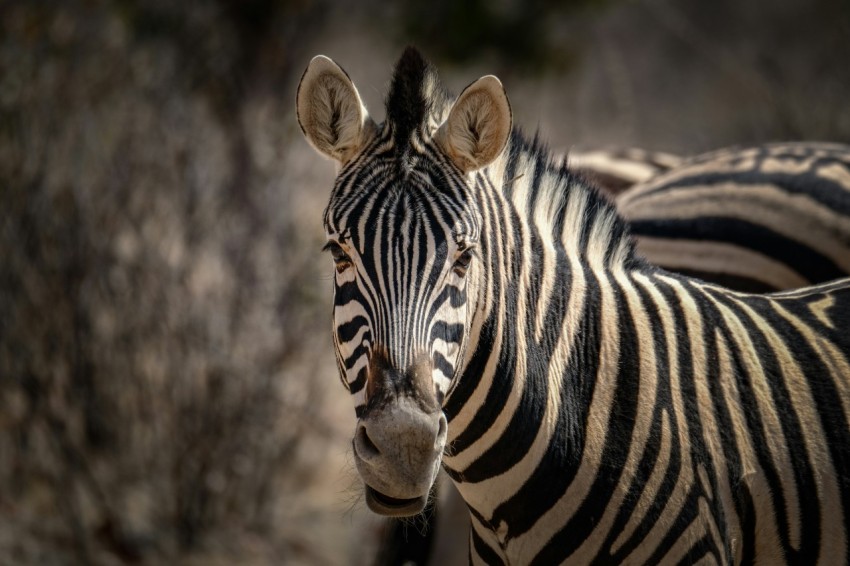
[352,396,447,517]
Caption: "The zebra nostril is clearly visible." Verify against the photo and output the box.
[356,425,381,458]
[435,413,447,450]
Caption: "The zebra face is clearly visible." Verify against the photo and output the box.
[296,50,511,516]
[324,175,476,515]
[324,164,480,405]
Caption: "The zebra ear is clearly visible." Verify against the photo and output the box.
[436,75,512,172]
[296,55,376,164]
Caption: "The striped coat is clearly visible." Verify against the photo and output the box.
[618,143,850,292]
[297,48,850,564]
[377,141,850,565]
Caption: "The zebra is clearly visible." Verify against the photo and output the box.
[616,142,850,292]
[376,142,850,565]
[296,48,850,564]
[570,147,683,196]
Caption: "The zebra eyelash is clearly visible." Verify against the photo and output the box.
[321,240,349,253]
[454,241,478,258]
[322,241,353,271]
[452,246,477,277]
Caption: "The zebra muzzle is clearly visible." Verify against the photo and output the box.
[353,397,447,517]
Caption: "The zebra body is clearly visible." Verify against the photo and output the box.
[570,147,683,196]
[617,143,850,292]
[379,141,850,565]
[296,48,850,564]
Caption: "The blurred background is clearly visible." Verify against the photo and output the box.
[2,0,849,564]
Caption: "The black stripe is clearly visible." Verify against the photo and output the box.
[349,366,367,395]
[430,321,463,345]
[768,296,850,562]
[337,315,368,344]
[343,344,369,370]
[637,170,850,213]
[657,277,731,560]
[455,198,559,480]
[631,216,845,284]
[432,351,454,378]
[470,525,505,565]
[334,279,361,307]
[442,177,502,415]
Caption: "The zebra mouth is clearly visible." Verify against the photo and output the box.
[365,486,427,517]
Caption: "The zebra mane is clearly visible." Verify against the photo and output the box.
[385,47,452,152]
[384,48,635,267]
[501,129,637,267]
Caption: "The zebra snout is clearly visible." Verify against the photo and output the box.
[353,398,447,517]
[354,423,381,460]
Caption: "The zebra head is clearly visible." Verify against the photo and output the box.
[296,48,511,516]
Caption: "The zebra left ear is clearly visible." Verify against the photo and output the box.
[436,75,512,172]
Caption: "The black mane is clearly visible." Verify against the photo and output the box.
[385,47,451,151]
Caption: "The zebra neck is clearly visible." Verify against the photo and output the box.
[442,261,658,551]
[441,131,642,500]
[490,131,634,269]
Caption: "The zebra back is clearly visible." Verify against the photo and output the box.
[570,147,683,197]
[617,143,850,292]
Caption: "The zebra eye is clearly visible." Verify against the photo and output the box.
[323,241,353,273]
[453,249,474,277]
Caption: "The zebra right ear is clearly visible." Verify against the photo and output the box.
[436,75,512,173]
[296,55,376,164]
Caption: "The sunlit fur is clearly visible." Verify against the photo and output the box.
[300,49,850,564]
